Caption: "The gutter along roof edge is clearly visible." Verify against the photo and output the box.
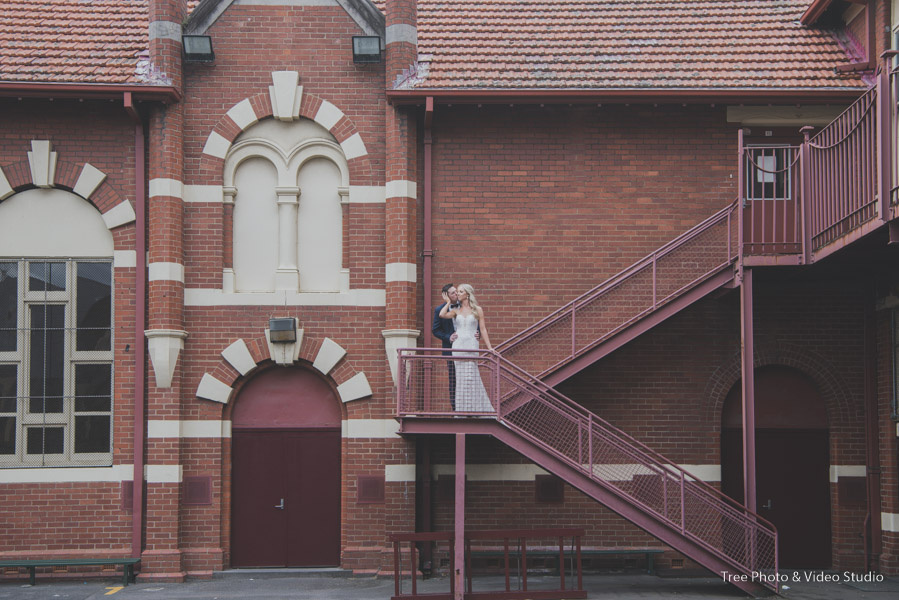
[0,82,182,103]
[387,86,869,105]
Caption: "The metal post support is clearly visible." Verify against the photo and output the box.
[453,434,466,600]
[800,127,814,264]
[740,268,757,513]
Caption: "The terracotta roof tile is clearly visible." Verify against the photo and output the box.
[0,0,149,85]
[412,0,867,90]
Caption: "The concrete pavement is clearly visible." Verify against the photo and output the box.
[1,570,898,599]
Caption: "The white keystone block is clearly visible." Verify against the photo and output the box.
[227,98,259,131]
[102,200,136,230]
[72,163,107,199]
[314,100,345,130]
[337,372,373,403]
[270,71,302,122]
[149,178,184,199]
[27,140,57,188]
[313,337,347,375]
[340,133,367,160]
[0,167,13,200]
[196,373,233,404]
[203,131,232,159]
[222,339,257,376]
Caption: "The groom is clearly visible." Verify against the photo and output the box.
[432,283,459,409]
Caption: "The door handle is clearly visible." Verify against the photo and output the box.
[274,498,285,510]
[762,499,772,510]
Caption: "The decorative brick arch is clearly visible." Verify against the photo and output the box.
[703,342,858,430]
[0,142,135,250]
[196,331,373,409]
[196,88,375,186]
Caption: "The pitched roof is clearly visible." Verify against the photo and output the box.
[0,0,152,85]
[411,0,867,91]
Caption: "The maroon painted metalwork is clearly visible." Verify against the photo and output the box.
[390,529,586,600]
[496,201,740,381]
[805,86,879,250]
[740,144,802,256]
[124,93,146,559]
[397,350,778,594]
[739,269,756,514]
[454,434,466,600]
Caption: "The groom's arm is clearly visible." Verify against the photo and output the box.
[432,304,451,343]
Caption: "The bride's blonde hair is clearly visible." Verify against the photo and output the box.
[457,283,481,319]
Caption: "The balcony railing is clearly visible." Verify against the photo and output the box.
[740,55,896,262]
[398,349,779,592]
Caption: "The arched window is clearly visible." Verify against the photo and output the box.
[0,189,114,467]
[225,119,348,293]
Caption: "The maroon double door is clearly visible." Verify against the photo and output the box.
[230,367,341,568]
[721,366,832,569]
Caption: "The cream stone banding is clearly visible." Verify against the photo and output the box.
[313,338,347,375]
[149,178,184,199]
[227,98,259,131]
[340,133,367,160]
[386,180,417,199]
[73,163,107,199]
[196,373,234,404]
[221,339,257,375]
[203,131,232,159]
[337,372,372,403]
[102,200,137,229]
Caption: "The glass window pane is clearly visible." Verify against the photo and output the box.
[0,262,17,351]
[29,305,65,414]
[26,426,63,454]
[0,416,14,454]
[0,364,16,413]
[75,364,111,412]
[74,415,110,453]
[76,262,111,351]
[29,262,65,292]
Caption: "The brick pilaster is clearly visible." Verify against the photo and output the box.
[385,0,419,332]
[142,0,187,581]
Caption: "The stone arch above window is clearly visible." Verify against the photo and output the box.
[223,119,350,294]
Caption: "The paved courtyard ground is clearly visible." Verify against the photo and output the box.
[1,570,897,599]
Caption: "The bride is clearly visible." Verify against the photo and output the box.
[439,284,494,413]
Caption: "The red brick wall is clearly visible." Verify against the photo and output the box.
[426,103,736,345]
[0,100,138,558]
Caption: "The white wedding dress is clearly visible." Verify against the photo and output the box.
[452,312,494,413]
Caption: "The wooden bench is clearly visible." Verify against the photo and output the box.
[0,558,140,586]
[470,547,665,575]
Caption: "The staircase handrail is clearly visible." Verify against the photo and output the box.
[490,350,776,530]
[496,199,739,354]
[397,348,778,587]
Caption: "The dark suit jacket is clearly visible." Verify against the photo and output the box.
[432,303,455,348]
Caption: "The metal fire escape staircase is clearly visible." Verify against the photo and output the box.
[495,201,740,387]
[398,202,775,596]
[398,57,898,599]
